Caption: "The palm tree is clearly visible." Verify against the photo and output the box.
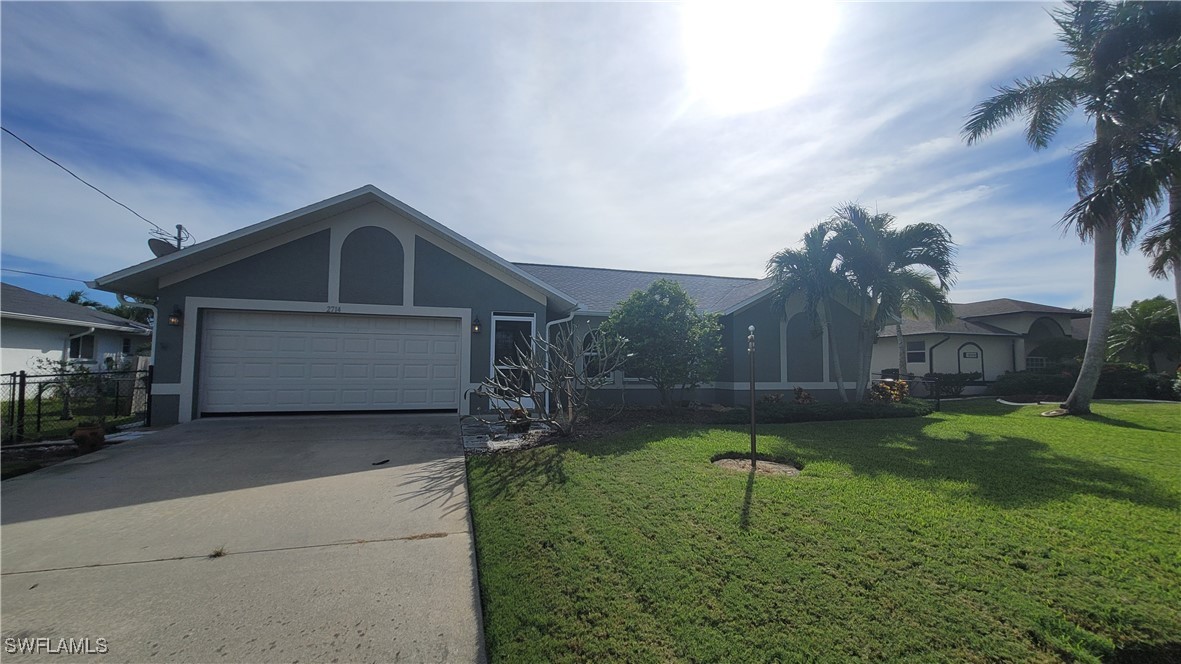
[768,224,849,402]
[1141,218,1181,333]
[62,290,103,308]
[826,204,956,401]
[893,289,953,377]
[962,1,1177,414]
[1107,296,1180,372]
[1065,2,1181,337]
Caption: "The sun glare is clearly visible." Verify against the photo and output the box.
[681,2,838,115]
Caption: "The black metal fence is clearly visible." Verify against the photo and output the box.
[1,368,153,444]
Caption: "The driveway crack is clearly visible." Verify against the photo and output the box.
[1,531,468,576]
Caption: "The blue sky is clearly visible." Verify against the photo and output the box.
[1,1,1173,310]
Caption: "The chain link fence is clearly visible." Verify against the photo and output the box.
[1,368,152,444]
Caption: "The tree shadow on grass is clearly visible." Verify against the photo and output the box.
[1076,412,1175,433]
[467,445,568,503]
[739,468,754,530]
[770,418,1179,510]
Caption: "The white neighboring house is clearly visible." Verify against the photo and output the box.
[1,282,151,375]
[870,298,1088,394]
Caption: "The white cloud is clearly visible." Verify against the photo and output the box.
[1,1,1173,311]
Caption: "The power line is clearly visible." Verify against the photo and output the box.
[1,268,90,284]
[1,125,167,234]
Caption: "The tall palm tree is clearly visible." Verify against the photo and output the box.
[1065,2,1181,336]
[826,204,956,401]
[962,1,1175,414]
[768,224,850,402]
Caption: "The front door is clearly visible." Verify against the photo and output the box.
[490,314,535,409]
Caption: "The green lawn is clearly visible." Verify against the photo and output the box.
[466,400,1181,663]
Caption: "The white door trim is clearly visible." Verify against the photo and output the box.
[489,313,536,410]
[179,297,472,422]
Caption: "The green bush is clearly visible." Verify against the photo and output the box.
[1143,373,1180,401]
[1094,362,1150,399]
[923,372,982,398]
[988,371,1075,397]
[718,397,933,425]
[990,363,1178,400]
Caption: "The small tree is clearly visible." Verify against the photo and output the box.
[28,357,92,420]
[474,322,628,436]
[1106,296,1180,373]
[599,279,724,407]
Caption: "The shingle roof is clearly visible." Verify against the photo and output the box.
[1,283,149,332]
[514,263,773,313]
[953,298,1087,319]
[876,317,1019,338]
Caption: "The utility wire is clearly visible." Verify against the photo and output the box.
[1,125,167,234]
[1,267,89,283]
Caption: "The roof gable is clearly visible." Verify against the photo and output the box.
[92,185,577,309]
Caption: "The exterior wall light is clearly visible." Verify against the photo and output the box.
[167,308,183,327]
[472,316,482,334]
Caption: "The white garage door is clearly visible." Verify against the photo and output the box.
[199,310,461,413]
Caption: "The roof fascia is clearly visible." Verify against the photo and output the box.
[1,311,150,334]
[720,284,777,315]
[93,186,376,290]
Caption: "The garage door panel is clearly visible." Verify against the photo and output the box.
[310,337,339,353]
[276,363,307,379]
[277,337,307,352]
[199,309,462,414]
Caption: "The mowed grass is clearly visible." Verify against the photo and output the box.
[466,401,1181,663]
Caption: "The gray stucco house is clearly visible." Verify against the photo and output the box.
[91,185,1082,425]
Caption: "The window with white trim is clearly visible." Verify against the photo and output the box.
[582,332,608,383]
[905,340,926,364]
[1026,356,1047,370]
[69,335,95,360]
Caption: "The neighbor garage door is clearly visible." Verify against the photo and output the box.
[199,310,461,413]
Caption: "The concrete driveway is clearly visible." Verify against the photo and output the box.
[1,415,484,663]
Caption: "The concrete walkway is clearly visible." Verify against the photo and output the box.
[1,414,484,663]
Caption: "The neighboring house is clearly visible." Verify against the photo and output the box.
[0,282,151,375]
[868,299,1088,394]
[88,184,1085,424]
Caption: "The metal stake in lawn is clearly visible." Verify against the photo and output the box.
[748,325,756,468]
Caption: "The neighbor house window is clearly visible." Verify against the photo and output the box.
[906,341,926,364]
[69,335,95,360]
[1026,356,1047,370]
[122,338,132,354]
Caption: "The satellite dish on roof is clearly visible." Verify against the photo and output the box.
[148,238,180,257]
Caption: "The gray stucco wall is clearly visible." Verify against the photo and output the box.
[151,230,332,386]
[828,300,861,381]
[340,226,403,305]
[786,313,823,382]
[728,301,783,384]
[413,237,546,386]
[149,394,180,427]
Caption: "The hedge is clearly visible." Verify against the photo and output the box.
[718,397,934,425]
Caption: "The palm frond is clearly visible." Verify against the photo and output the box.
[962,75,1082,148]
